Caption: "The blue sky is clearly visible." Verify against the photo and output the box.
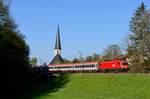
[11,0,150,64]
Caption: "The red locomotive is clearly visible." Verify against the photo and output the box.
[98,60,129,72]
[48,60,129,73]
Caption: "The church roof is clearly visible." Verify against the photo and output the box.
[50,54,64,64]
[55,25,61,50]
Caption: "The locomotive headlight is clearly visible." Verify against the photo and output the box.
[112,64,116,67]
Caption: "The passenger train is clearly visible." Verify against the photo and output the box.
[48,60,129,73]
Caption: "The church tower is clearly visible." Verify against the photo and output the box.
[54,25,61,55]
[50,25,64,64]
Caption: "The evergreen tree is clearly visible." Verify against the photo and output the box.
[128,2,150,72]
[129,2,145,62]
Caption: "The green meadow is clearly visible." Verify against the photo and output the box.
[17,73,150,99]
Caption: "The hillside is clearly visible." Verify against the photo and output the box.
[32,73,150,99]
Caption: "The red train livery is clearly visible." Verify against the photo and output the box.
[48,60,129,73]
[99,60,129,72]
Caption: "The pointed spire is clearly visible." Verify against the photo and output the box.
[55,24,61,50]
[50,25,64,64]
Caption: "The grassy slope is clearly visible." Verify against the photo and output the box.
[36,73,150,99]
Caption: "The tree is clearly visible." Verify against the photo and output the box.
[128,2,150,72]
[103,44,122,61]
[143,11,150,60]
[72,58,80,63]
[85,53,101,62]
[63,58,71,63]
[85,55,93,62]
[31,57,37,66]
[77,51,84,62]
[92,53,101,61]
[0,0,30,94]
[129,3,150,60]
[129,2,145,61]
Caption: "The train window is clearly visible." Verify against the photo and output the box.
[122,63,128,65]
[49,67,53,69]
[85,65,88,68]
[76,66,79,68]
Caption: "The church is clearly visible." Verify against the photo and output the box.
[50,25,64,64]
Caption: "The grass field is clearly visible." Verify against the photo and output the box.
[16,73,150,99]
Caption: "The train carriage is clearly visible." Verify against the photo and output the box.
[49,62,99,73]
